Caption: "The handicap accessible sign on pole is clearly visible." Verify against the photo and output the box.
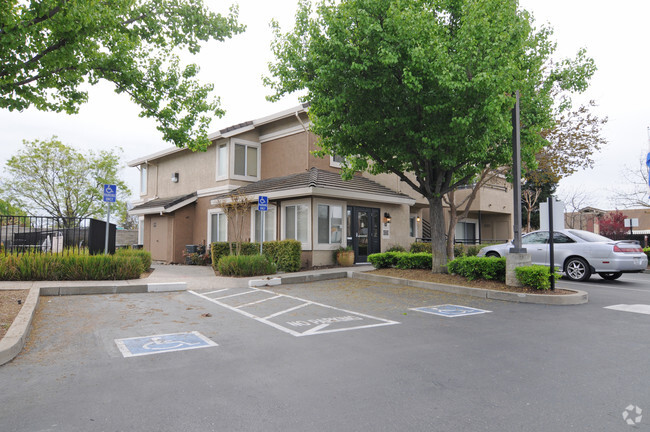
[103,185,117,254]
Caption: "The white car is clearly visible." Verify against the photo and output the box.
[477,229,648,281]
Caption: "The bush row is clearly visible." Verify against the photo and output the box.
[0,249,150,281]
[408,242,493,257]
[369,251,559,290]
[217,255,277,277]
[211,240,302,274]
[644,247,650,262]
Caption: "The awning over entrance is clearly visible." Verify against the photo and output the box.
[129,192,197,216]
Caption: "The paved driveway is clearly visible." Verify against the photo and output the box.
[1,274,649,431]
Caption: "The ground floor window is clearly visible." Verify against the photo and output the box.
[455,220,477,244]
[252,206,276,242]
[209,212,227,243]
[409,215,417,238]
[284,203,309,245]
[317,204,343,244]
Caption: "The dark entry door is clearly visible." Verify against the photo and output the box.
[348,206,380,263]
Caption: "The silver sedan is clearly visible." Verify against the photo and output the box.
[477,229,648,281]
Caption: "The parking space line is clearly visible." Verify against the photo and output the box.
[188,288,399,337]
[264,302,311,319]
[236,295,283,309]
[203,288,230,295]
[213,290,259,300]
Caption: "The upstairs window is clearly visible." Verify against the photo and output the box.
[140,164,147,195]
[216,143,228,179]
[232,140,259,179]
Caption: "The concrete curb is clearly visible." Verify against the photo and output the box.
[280,271,349,285]
[0,287,40,366]
[40,282,187,296]
[351,272,588,305]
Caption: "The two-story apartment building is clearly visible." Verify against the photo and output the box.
[128,104,513,266]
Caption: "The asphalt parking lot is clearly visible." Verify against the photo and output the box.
[1,273,649,431]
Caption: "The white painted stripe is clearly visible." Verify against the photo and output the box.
[263,302,311,319]
[213,290,259,300]
[604,304,650,315]
[188,288,399,337]
[203,288,230,295]
[236,295,283,309]
[560,282,650,294]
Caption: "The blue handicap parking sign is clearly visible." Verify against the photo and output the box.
[410,304,491,318]
[103,184,117,203]
[258,195,268,211]
[114,331,218,357]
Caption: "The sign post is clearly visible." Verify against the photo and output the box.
[103,184,117,254]
[258,196,268,255]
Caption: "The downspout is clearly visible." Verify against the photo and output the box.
[295,111,310,171]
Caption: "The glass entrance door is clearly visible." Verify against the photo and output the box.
[349,206,380,263]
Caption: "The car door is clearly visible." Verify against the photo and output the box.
[550,232,577,270]
[521,231,549,265]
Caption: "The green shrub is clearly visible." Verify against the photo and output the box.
[0,252,144,281]
[217,255,277,277]
[453,243,466,258]
[395,252,432,270]
[644,247,650,261]
[368,252,407,269]
[212,240,302,273]
[115,249,152,271]
[386,244,407,252]
[263,240,301,272]
[515,265,562,290]
[410,242,432,253]
[448,256,506,281]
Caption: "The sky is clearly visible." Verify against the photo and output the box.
[1,0,649,210]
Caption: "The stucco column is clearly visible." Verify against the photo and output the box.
[506,253,531,287]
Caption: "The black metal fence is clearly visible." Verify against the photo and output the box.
[0,216,116,255]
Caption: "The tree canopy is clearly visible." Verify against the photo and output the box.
[0,0,244,151]
[266,0,596,271]
[0,137,130,225]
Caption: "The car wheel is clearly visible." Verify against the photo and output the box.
[598,272,623,280]
[565,257,591,282]
[486,252,500,258]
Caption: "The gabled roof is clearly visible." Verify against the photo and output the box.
[210,168,415,206]
[129,192,197,215]
[127,103,311,167]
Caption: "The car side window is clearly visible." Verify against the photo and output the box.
[522,232,549,244]
[552,233,575,244]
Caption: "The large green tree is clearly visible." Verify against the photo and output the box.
[266,0,595,272]
[0,0,244,150]
[1,137,130,226]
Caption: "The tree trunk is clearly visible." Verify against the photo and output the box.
[428,197,448,273]
[446,206,458,261]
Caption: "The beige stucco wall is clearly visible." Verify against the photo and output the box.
[262,132,309,179]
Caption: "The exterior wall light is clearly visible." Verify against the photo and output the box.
[384,212,391,223]
[171,173,179,183]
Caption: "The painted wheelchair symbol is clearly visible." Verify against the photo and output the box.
[143,336,201,351]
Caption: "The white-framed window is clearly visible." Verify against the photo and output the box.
[138,216,145,244]
[317,204,343,244]
[140,164,147,195]
[409,215,417,238]
[207,209,228,243]
[281,199,310,250]
[216,142,228,180]
[231,139,260,181]
[330,154,345,168]
[250,205,276,242]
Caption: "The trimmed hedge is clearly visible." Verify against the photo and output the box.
[447,256,506,281]
[395,252,433,270]
[217,255,277,277]
[262,240,302,272]
[515,265,562,290]
[644,247,650,262]
[0,252,144,281]
[368,252,407,269]
[409,242,432,253]
[211,240,301,273]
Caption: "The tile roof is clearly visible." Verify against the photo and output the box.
[131,192,197,212]
[212,168,412,201]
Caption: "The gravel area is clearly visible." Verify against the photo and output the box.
[0,290,28,339]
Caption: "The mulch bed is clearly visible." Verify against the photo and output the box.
[370,268,574,295]
[0,290,28,340]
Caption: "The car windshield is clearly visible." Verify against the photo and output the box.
[566,229,612,243]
